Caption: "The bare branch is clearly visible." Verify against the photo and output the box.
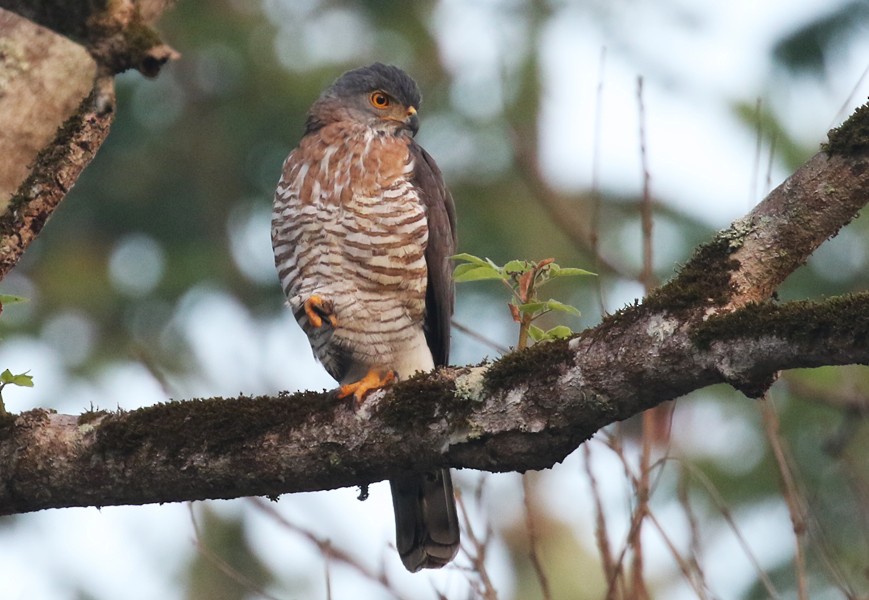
[0,0,179,279]
[0,10,95,207]
[0,79,115,281]
[726,152,869,306]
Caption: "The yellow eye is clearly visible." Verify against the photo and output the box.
[370,91,391,109]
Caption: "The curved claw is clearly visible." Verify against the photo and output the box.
[304,295,338,328]
[338,368,397,406]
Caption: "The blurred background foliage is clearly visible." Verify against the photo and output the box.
[1,0,869,599]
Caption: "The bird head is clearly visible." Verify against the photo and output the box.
[306,63,422,136]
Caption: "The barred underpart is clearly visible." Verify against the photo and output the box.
[272,121,432,382]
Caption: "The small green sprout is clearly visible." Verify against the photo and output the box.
[0,369,34,415]
[0,294,33,414]
[453,254,596,350]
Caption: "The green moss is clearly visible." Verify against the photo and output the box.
[0,410,16,435]
[591,223,744,335]
[123,21,163,54]
[376,371,473,430]
[98,15,165,75]
[693,294,869,349]
[0,408,54,438]
[823,100,869,156]
[483,338,573,394]
[77,408,110,426]
[93,390,335,461]
[590,299,642,338]
[23,1,107,44]
[645,237,741,312]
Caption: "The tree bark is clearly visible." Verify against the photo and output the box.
[0,0,178,76]
[0,2,177,279]
[0,79,116,279]
[0,10,95,209]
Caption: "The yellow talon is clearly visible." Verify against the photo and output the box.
[338,368,397,405]
[304,295,337,328]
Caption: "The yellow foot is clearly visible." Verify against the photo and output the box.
[337,368,397,405]
[304,295,337,328]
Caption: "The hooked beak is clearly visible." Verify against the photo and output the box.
[405,106,420,136]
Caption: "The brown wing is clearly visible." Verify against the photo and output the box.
[410,143,457,368]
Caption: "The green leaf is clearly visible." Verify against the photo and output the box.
[485,257,501,270]
[451,253,493,268]
[517,302,548,315]
[0,369,34,387]
[0,294,28,305]
[454,264,504,282]
[528,324,546,341]
[502,260,527,274]
[543,299,582,317]
[550,266,597,278]
[545,325,574,339]
[11,373,34,387]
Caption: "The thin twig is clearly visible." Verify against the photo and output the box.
[582,444,617,591]
[759,396,808,600]
[631,431,651,600]
[785,374,869,413]
[452,319,510,355]
[604,434,709,600]
[510,133,631,278]
[750,98,764,207]
[637,75,654,292]
[683,464,782,599]
[456,489,499,600]
[613,490,649,600]
[517,311,533,352]
[631,74,654,600]
[800,502,857,600]
[324,548,333,600]
[646,509,711,599]
[765,131,777,196]
[838,455,869,595]
[131,345,177,399]
[591,46,609,315]
[522,473,552,600]
[601,429,629,599]
[188,504,284,600]
[602,430,648,600]
[677,466,710,597]
[784,374,868,457]
[248,498,418,600]
[830,61,869,127]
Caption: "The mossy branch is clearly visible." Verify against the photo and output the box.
[1,293,867,515]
